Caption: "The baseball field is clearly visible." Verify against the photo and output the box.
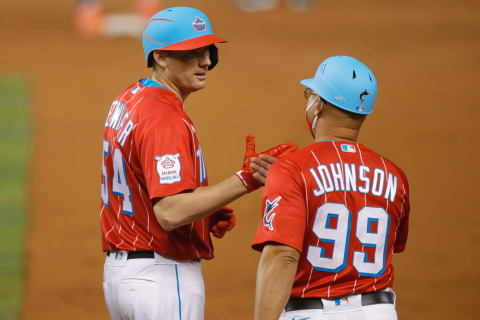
[1,0,479,319]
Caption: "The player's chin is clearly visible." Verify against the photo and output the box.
[190,78,207,91]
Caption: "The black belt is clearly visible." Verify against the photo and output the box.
[285,291,394,312]
[107,251,154,259]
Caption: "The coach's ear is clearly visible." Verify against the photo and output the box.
[153,50,168,69]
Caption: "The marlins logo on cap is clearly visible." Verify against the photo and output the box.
[192,16,207,31]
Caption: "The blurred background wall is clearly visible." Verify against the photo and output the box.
[0,0,479,319]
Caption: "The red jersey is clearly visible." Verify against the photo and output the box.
[252,141,410,298]
[100,79,213,260]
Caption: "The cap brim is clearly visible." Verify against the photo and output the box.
[161,34,227,50]
[300,78,314,88]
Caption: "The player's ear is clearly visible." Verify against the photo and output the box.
[153,50,168,69]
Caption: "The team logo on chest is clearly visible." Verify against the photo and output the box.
[192,16,207,31]
[263,196,282,231]
[155,154,181,184]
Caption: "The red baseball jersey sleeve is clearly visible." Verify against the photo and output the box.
[252,141,410,299]
[100,79,213,260]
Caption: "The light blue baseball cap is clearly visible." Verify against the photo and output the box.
[143,7,226,67]
[300,56,378,114]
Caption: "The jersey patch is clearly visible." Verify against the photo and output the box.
[155,154,181,184]
[341,144,356,153]
[263,196,281,231]
[131,86,140,95]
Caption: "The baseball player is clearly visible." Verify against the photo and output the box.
[99,6,297,320]
[252,56,410,320]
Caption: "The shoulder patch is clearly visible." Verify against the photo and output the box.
[155,154,181,184]
[263,196,282,231]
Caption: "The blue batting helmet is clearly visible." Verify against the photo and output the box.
[300,56,378,114]
[142,7,226,69]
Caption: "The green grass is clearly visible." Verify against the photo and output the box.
[0,76,30,320]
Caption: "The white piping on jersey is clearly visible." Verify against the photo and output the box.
[330,142,347,297]
[138,185,150,233]
[302,150,326,298]
[105,224,120,248]
[379,156,389,211]
[127,97,143,116]
[353,143,367,293]
[100,205,105,219]
[132,234,138,251]
[128,124,137,163]
[332,142,347,206]
[115,239,124,248]
[380,156,398,290]
[117,202,122,220]
[310,150,327,203]
[182,118,207,258]
[104,224,114,251]
[356,143,367,208]
[300,172,309,227]
[105,87,138,132]
[148,236,154,248]
[100,206,114,250]
[182,119,197,179]
[126,203,139,252]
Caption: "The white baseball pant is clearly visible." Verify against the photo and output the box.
[103,251,204,320]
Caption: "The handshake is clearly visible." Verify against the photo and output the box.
[209,135,298,239]
[236,134,298,193]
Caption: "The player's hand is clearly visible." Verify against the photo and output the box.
[251,154,277,185]
[209,206,236,238]
[235,135,298,192]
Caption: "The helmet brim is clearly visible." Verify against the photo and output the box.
[161,34,227,50]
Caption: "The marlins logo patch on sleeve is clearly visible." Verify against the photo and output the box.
[263,196,281,231]
[155,154,181,184]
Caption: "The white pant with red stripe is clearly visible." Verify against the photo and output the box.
[280,289,397,320]
[103,251,204,320]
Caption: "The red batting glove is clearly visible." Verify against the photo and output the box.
[235,135,298,192]
[235,134,260,192]
[209,206,236,239]
[261,141,298,158]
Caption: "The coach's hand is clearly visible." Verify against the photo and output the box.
[209,206,236,238]
[251,154,276,185]
[235,135,298,192]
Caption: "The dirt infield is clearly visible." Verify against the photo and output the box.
[1,0,479,319]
